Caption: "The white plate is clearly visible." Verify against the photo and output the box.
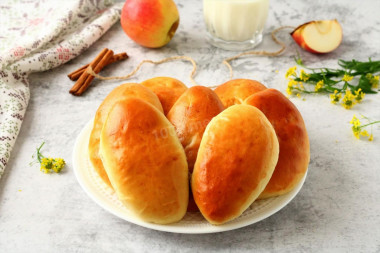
[73,120,307,234]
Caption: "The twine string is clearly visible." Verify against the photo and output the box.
[86,55,199,86]
[86,26,295,86]
[222,26,295,79]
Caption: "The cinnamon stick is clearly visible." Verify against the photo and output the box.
[72,49,114,96]
[67,52,128,81]
[111,52,129,63]
[69,48,109,94]
[67,65,89,81]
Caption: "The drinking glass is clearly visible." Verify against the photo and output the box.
[203,0,270,50]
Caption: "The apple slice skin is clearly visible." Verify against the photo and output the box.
[291,20,343,54]
[291,22,320,54]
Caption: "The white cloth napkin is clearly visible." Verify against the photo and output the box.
[0,0,122,178]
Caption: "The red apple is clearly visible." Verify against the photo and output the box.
[120,0,180,48]
[291,19,343,54]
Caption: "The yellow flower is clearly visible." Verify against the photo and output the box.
[354,88,365,103]
[296,93,301,98]
[350,115,356,124]
[52,158,65,173]
[342,74,354,82]
[285,66,297,79]
[286,79,297,95]
[330,90,341,104]
[360,130,369,137]
[372,75,379,88]
[352,129,360,139]
[350,115,362,139]
[40,157,53,174]
[299,69,310,82]
[315,80,324,92]
[366,73,379,88]
[288,79,297,87]
[369,134,374,141]
[342,90,356,109]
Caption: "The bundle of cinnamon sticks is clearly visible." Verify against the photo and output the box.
[68,48,128,96]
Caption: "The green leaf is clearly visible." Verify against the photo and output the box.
[357,75,378,94]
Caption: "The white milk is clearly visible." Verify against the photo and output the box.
[203,0,269,42]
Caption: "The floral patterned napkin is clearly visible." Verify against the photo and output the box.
[0,0,122,178]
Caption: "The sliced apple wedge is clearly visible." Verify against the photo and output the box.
[291,19,343,54]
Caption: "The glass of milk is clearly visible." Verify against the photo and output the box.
[203,0,270,50]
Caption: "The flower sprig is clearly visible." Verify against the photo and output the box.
[286,56,379,109]
[32,142,65,173]
[350,115,380,141]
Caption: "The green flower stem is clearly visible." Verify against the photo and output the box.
[36,142,45,163]
[342,82,348,91]
[360,121,380,128]
[293,89,316,94]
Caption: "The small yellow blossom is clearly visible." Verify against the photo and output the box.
[299,69,310,82]
[286,79,297,95]
[40,157,53,174]
[296,93,301,98]
[342,74,354,82]
[369,134,374,141]
[52,158,65,173]
[350,115,360,125]
[288,79,297,87]
[372,75,379,88]
[366,73,379,88]
[354,88,365,103]
[352,128,361,139]
[360,130,369,137]
[350,115,362,139]
[315,80,324,92]
[342,90,356,109]
[285,66,297,79]
[330,90,341,104]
